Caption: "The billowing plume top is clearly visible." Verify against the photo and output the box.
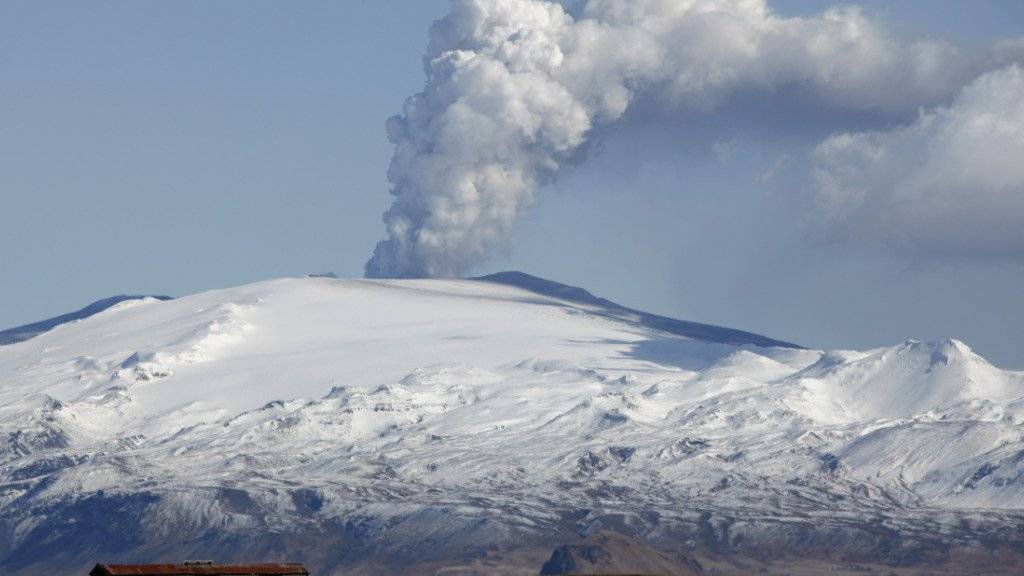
[365,0,1014,278]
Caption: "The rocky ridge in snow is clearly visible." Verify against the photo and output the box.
[0,273,1022,574]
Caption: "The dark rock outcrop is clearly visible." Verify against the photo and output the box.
[539,530,703,575]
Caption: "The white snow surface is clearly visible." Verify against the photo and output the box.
[2,275,1024,562]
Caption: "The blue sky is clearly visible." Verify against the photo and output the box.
[2,1,1023,367]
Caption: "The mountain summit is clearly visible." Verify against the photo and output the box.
[0,274,1022,574]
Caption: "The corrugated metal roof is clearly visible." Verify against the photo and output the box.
[89,563,310,575]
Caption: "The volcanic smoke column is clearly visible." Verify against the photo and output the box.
[364,1,594,279]
[365,0,979,279]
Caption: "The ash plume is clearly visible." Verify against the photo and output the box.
[365,0,1012,278]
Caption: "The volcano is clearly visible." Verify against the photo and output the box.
[1,273,1022,574]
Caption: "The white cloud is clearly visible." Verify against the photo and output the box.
[812,65,1024,256]
[365,0,1020,278]
[755,154,788,184]
[711,138,739,164]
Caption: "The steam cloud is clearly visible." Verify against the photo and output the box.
[365,0,1017,278]
[813,65,1024,256]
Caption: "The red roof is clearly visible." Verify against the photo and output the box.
[90,564,310,576]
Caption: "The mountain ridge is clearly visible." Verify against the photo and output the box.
[0,294,173,346]
[473,271,802,349]
[0,273,1021,574]
[0,271,797,351]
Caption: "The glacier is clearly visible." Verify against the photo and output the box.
[0,273,1022,574]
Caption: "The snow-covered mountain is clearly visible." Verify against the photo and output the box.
[0,294,172,346]
[1,273,1022,574]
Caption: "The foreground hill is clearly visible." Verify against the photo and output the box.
[0,273,1022,574]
